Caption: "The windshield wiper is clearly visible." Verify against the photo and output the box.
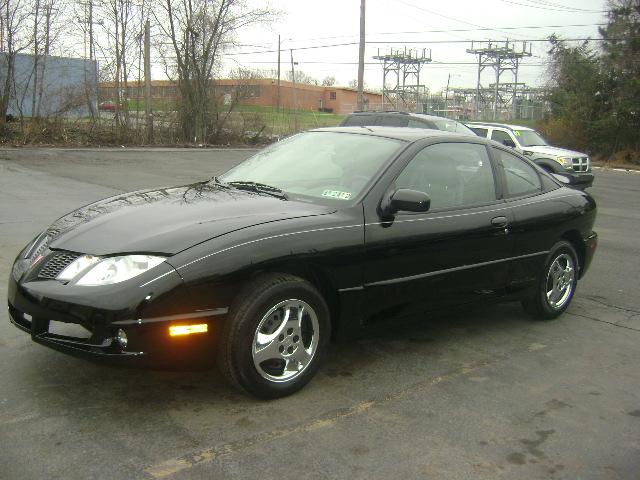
[212,176,231,188]
[226,181,288,200]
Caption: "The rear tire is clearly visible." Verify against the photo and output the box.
[522,241,578,320]
[218,273,331,399]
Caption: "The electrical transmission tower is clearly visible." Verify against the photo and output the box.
[466,41,531,120]
[373,48,431,112]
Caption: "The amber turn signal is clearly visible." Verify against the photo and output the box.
[169,324,208,336]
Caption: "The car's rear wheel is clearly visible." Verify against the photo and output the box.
[522,241,578,319]
[218,273,330,398]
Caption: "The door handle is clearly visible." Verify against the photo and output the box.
[491,216,509,228]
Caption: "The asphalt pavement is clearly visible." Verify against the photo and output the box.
[0,148,638,479]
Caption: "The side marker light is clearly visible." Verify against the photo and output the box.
[169,324,208,336]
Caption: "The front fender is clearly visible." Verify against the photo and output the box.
[165,208,366,315]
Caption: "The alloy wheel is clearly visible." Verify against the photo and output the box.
[252,299,320,383]
[545,253,575,310]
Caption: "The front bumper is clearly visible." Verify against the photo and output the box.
[566,172,595,189]
[7,262,224,368]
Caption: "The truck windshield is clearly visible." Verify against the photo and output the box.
[513,129,548,147]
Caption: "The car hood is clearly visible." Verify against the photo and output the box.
[46,182,335,256]
[524,145,587,158]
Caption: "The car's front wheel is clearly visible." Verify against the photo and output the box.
[218,273,330,398]
[522,241,578,319]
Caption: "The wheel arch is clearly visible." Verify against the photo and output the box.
[251,263,342,339]
[560,230,586,278]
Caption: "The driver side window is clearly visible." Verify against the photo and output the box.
[491,130,515,147]
[395,143,496,211]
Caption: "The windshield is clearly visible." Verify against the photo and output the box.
[431,119,475,135]
[513,129,548,147]
[220,131,404,203]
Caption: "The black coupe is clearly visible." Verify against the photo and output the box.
[8,127,598,398]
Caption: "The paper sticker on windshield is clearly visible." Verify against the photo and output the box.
[513,130,521,136]
[322,189,352,200]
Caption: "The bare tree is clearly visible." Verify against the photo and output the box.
[0,0,33,125]
[93,0,146,132]
[154,0,275,143]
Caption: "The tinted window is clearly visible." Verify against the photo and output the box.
[493,148,542,197]
[470,127,488,137]
[491,130,515,146]
[395,143,496,211]
[376,115,408,127]
[342,115,375,126]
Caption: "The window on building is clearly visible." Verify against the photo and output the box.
[329,91,337,100]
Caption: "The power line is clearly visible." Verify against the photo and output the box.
[495,0,605,13]
[276,23,606,45]
[390,0,525,39]
[225,37,633,57]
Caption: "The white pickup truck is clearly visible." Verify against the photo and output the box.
[466,122,594,188]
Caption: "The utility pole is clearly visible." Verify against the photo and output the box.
[444,73,451,118]
[89,0,97,118]
[356,0,366,111]
[277,35,281,113]
[144,19,153,143]
[290,49,298,129]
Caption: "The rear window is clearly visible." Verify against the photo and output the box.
[408,118,437,129]
[376,115,409,127]
[342,115,375,127]
[470,127,488,137]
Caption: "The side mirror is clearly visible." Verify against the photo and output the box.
[503,139,516,148]
[387,189,431,214]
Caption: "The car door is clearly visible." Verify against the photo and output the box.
[490,146,564,289]
[362,140,515,323]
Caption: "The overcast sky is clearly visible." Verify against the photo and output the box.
[224,0,608,93]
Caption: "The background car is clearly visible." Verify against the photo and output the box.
[340,111,476,135]
[9,127,597,398]
[466,122,594,188]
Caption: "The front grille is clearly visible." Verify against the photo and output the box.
[38,252,80,279]
[572,156,590,172]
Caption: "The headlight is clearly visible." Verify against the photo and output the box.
[557,157,573,168]
[21,231,48,259]
[57,255,165,285]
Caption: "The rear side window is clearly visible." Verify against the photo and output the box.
[470,127,488,137]
[342,115,375,127]
[493,148,542,197]
[376,115,408,127]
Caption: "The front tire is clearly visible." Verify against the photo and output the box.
[218,273,331,399]
[522,241,578,320]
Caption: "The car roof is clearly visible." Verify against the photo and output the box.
[465,122,535,131]
[311,126,475,142]
[346,111,458,123]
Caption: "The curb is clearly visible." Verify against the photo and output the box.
[593,166,640,175]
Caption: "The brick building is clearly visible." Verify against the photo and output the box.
[98,78,382,115]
